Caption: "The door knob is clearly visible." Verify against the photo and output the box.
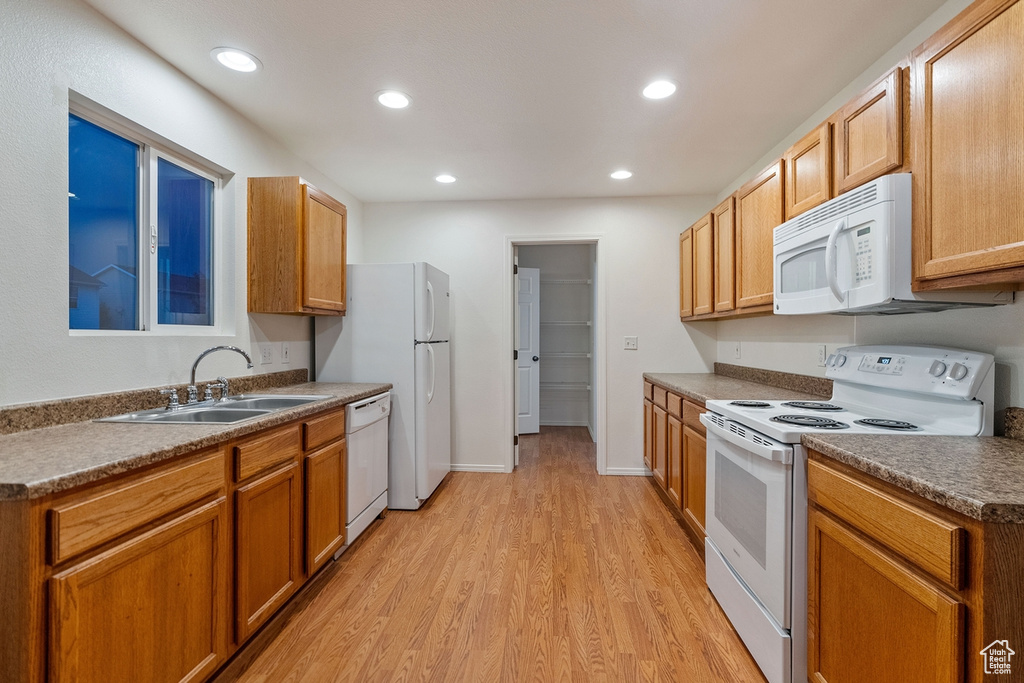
[532,356,539,362]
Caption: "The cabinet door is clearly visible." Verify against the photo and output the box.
[808,508,964,683]
[682,425,706,541]
[912,0,1024,282]
[643,399,654,471]
[235,462,302,642]
[652,404,668,489]
[303,185,347,312]
[834,67,902,194]
[712,196,736,313]
[679,229,693,318]
[735,160,784,309]
[691,214,714,316]
[49,499,228,683]
[306,440,346,575]
[667,414,683,509]
[785,122,832,219]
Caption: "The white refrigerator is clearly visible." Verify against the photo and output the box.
[315,263,451,510]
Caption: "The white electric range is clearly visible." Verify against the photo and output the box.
[699,344,995,683]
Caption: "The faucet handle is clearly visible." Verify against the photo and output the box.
[159,389,181,410]
[204,380,229,402]
[186,385,199,405]
[216,377,230,401]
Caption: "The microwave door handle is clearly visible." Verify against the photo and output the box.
[825,218,847,303]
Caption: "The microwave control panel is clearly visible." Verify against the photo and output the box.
[853,225,874,284]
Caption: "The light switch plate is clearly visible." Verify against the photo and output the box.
[624,336,638,350]
[281,342,290,364]
[817,344,827,367]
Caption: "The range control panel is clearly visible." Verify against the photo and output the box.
[826,344,994,400]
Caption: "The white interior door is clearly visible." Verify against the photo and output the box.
[517,267,540,434]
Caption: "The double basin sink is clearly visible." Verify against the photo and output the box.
[99,394,331,424]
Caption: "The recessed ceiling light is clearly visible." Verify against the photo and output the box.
[435,174,457,183]
[610,170,633,180]
[642,80,677,99]
[211,47,262,73]
[376,90,411,109]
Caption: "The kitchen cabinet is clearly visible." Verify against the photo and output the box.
[248,176,347,315]
[679,229,693,318]
[735,160,784,310]
[713,196,736,313]
[784,122,832,219]
[911,0,1024,288]
[832,67,903,196]
[235,459,302,642]
[643,382,654,472]
[666,394,684,509]
[681,399,707,543]
[691,214,714,316]
[50,499,229,683]
[304,418,347,575]
[808,452,1024,683]
[652,400,668,490]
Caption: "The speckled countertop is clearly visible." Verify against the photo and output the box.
[0,382,390,501]
[644,369,828,404]
[803,434,1024,524]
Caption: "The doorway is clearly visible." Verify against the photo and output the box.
[504,235,606,475]
[518,244,596,436]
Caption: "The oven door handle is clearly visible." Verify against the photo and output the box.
[825,218,847,303]
[700,413,793,465]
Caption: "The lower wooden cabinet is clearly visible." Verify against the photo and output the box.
[808,507,964,683]
[305,439,347,574]
[667,414,683,508]
[643,398,654,471]
[49,498,229,683]
[682,424,706,541]
[235,461,303,642]
[652,403,668,489]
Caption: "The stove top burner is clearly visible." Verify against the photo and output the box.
[781,401,844,411]
[729,400,772,408]
[771,414,850,429]
[855,418,920,431]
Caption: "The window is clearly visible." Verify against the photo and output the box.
[68,111,219,331]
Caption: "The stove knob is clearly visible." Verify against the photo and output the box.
[948,363,969,381]
[834,354,847,367]
[825,354,837,367]
[929,360,947,377]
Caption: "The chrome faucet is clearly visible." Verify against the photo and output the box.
[187,346,254,404]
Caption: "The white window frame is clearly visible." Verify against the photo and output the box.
[69,99,228,337]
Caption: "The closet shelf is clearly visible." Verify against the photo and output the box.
[540,321,591,326]
[543,352,591,359]
[540,382,591,391]
[540,279,592,285]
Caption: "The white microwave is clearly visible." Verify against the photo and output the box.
[772,174,1011,315]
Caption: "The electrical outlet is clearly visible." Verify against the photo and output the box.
[817,344,828,367]
[281,342,290,364]
[260,344,273,365]
[624,336,638,350]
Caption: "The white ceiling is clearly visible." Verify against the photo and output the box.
[82,0,946,203]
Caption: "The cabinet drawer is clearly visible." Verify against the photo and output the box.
[49,449,224,565]
[303,408,346,452]
[667,392,683,419]
[808,459,964,589]
[683,400,706,434]
[644,381,653,401]
[234,425,301,482]
[652,386,668,409]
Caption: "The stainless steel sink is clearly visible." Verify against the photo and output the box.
[98,394,331,424]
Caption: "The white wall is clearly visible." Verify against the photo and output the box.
[0,0,362,406]
[713,0,1024,421]
[363,197,717,472]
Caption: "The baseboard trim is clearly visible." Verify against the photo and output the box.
[450,464,506,473]
[604,467,650,477]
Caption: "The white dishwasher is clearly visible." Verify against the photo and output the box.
[342,392,391,549]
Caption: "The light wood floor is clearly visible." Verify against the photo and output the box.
[226,426,765,682]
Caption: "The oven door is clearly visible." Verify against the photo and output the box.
[702,413,793,628]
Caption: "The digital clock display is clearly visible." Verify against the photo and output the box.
[878,357,892,365]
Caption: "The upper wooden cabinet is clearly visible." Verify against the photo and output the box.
[679,229,693,318]
[911,0,1024,286]
[712,197,736,313]
[248,177,347,316]
[833,67,903,195]
[691,214,714,315]
[784,122,832,219]
[735,160,784,309]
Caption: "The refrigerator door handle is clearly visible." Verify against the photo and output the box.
[426,343,436,404]
[426,280,436,341]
